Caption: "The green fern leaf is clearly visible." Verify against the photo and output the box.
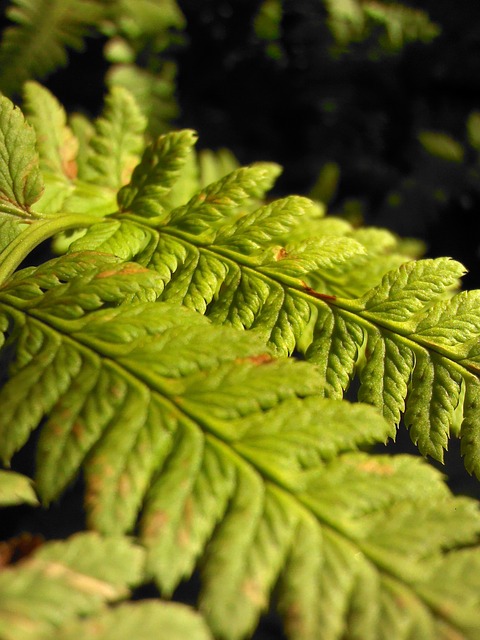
[415,547,480,638]
[356,257,464,323]
[68,113,96,177]
[0,219,29,259]
[0,470,38,506]
[107,0,185,43]
[0,532,144,640]
[0,93,47,279]
[22,81,77,180]
[1,253,480,639]
[20,82,149,227]
[0,94,43,220]
[66,127,480,467]
[42,83,146,222]
[164,162,283,236]
[51,601,213,640]
[22,81,78,215]
[82,86,146,191]
[324,0,440,51]
[20,80,148,199]
[106,63,179,137]
[0,0,107,96]
[0,252,165,467]
[214,197,324,255]
[197,147,240,187]
[103,0,185,135]
[71,129,479,473]
[273,206,426,297]
[117,129,197,217]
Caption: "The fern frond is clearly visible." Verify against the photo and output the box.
[0,87,151,282]
[66,127,480,468]
[103,0,185,135]
[21,81,78,215]
[281,213,425,297]
[104,0,185,49]
[117,129,198,217]
[50,601,213,640]
[0,93,43,221]
[4,82,480,471]
[106,63,179,138]
[324,0,440,51]
[164,162,283,235]
[80,86,146,191]
[22,81,77,180]
[1,254,480,639]
[0,532,179,640]
[197,147,240,188]
[23,83,147,220]
[0,0,107,96]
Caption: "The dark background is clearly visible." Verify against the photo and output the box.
[2,2,480,637]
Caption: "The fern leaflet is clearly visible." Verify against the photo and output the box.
[4,84,480,472]
[1,253,480,639]
[0,93,43,221]
[49,600,212,640]
[0,470,38,506]
[2,83,479,472]
[0,531,209,640]
[0,0,107,96]
[59,117,480,473]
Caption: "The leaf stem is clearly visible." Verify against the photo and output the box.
[0,213,99,284]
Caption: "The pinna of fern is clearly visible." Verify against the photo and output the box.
[3,83,480,640]
[19,80,479,477]
[1,253,480,639]
[0,0,184,140]
[0,526,212,640]
[3,81,480,474]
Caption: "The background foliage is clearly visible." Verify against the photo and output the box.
[2,1,480,639]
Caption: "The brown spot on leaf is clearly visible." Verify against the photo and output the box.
[43,562,120,598]
[176,497,194,547]
[49,422,64,437]
[300,280,336,301]
[62,157,78,180]
[274,247,288,261]
[242,578,267,607]
[143,511,170,538]
[72,421,84,442]
[118,474,130,499]
[248,354,274,365]
[178,527,190,548]
[236,354,274,366]
[356,459,395,476]
[95,265,150,279]
[121,158,138,185]
[110,384,124,400]
[60,130,79,179]
[282,602,305,637]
